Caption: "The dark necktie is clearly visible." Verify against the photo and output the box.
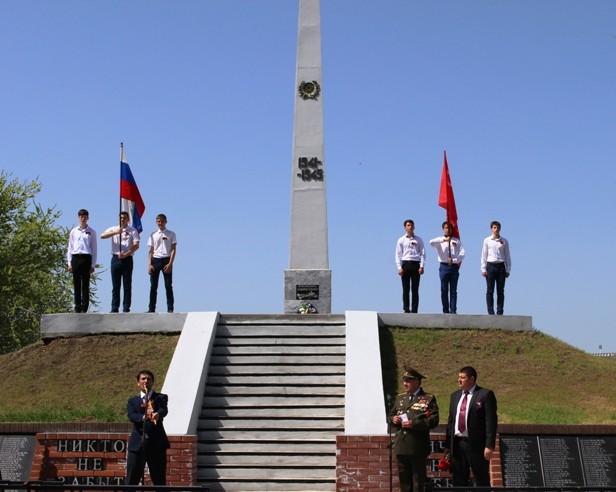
[458,391,469,433]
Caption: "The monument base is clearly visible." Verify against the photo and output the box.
[284,269,331,314]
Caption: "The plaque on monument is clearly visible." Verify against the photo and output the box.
[296,284,319,300]
[539,436,584,486]
[501,435,616,487]
[579,436,616,486]
[0,435,36,481]
[501,436,543,486]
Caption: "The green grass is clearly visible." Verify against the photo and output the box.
[0,327,614,424]
[0,334,178,422]
[381,327,616,424]
[0,406,119,423]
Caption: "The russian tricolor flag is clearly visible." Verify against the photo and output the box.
[120,149,145,233]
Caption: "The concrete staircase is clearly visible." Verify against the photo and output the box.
[197,315,346,491]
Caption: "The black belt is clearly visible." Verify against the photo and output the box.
[455,436,468,441]
[72,253,91,258]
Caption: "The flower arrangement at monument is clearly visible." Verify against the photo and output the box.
[298,302,317,314]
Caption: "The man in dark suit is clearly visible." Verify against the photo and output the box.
[445,366,498,486]
[126,369,170,486]
[389,367,440,492]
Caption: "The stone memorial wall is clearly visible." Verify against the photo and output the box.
[0,436,36,481]
[0,425,196,487]
[501,434,616,487]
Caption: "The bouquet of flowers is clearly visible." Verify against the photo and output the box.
[437,454,451,471]
[298,302,318,314]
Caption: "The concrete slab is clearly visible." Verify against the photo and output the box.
[41,312,532,339]
[41,313,188,339]
[345,311,387,435]
[377,313,532,331]
[219,313,344,325]
[163,312,219,435]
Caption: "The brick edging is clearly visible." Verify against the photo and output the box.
[28,432,196,486]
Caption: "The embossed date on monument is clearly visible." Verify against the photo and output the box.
[297,157,324,182]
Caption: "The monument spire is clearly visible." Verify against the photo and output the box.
[284,0,331,314]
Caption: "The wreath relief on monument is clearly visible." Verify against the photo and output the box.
[298,80,321,100]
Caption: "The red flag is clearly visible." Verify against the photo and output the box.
[438,151,460,239]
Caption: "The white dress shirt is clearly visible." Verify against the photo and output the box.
[481,235,511,273]
[395,235,426,269]
[67,225,98,266]
[455,385,477,437]
[429,236,465,264]
[103,226,140,256]
[147,228,177,259]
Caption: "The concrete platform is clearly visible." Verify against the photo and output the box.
[378,313,532,331]
[40,311,532,340]
[40,312,188,339]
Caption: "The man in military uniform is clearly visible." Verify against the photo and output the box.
[390,367,440,492]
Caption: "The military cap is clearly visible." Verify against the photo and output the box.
[402,367,426,381]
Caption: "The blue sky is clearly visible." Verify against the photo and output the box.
[1,1,614,353]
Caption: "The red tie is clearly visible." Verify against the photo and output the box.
[458,391,469,433]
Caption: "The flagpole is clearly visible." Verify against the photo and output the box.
[119,142,124,253]
[444,151,452,261]
[119,142,124,218]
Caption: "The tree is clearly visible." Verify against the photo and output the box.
[0,172,73,354]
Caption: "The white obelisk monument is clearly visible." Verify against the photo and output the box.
[284,0,331,314]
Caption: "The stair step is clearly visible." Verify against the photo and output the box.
[198,467,335,480]
[203,386,343,396]
[208,365,344,375]
[211,345,344,355]
[216,326,344,336]
[203,396,344,407]
[210,355,345,365]
[199,418,343,430]
[199,454,335,466]
[198,441,334,453]
[198,430,339,440]
[198,481,335,492]
[215,337,345,346]
[206,375,344,385]
[200,407,344,418]
[218,314,345,326]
